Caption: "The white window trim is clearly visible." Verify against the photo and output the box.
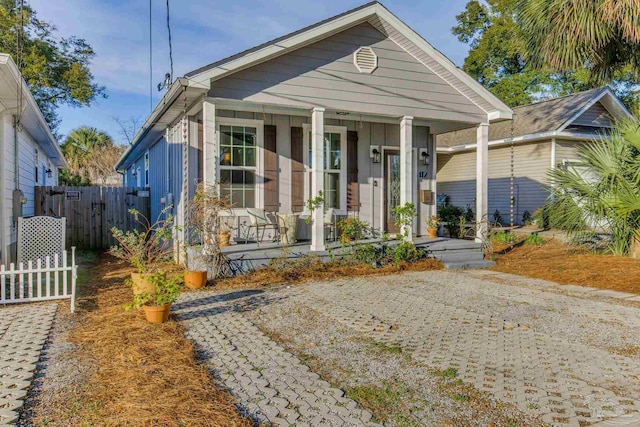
[302,124,348,215]
[216,117,264,213]
[144,150,150,187]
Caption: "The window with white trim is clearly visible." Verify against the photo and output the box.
[144,151,149,187]
[219,125,257,208]
[303,125,347,212]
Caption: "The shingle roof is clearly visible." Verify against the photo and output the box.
[436,87,608,147]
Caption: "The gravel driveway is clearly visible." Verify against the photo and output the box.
[176,270,640,427]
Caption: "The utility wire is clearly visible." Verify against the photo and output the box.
[166,0,173,84]
[149,0,152,113]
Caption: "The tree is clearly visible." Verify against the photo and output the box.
[541,120,640,257]
[452,0,638,107]
[0,1,105,133]
[519,0,640,83]
[61,126,125,186]
[114,116,142,145]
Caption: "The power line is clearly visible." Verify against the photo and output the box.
[149,0,152,113]
[166,0,173,83]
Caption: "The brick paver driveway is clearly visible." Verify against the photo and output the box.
[175,270,640,427]
[0,304,56,426]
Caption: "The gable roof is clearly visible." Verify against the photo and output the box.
[0,54,65,168]
[117,1,514,171]
[185,1,512,121]
[436,87,634,150]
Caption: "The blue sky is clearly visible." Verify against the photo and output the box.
[29,0,471,144]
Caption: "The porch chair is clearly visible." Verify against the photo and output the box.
[324,208,337,242]
[244,208,280,246]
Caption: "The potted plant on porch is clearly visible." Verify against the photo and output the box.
[110,207,174,295]
[426,215,440,238]
[338,217,370,244]
[184,182,234,288]
[127,273,181,323]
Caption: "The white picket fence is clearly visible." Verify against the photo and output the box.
[0,248,77,312]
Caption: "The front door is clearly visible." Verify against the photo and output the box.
[384,150,401,233]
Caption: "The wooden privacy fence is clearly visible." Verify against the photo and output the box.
[35,186,150,250]
[0,249,77,312]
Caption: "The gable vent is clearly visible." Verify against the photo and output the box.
[354,47,378,74]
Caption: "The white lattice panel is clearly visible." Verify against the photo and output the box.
[17,216,66,264]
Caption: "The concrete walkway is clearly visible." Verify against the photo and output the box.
[176,271,640,427]
[0,304,56,426]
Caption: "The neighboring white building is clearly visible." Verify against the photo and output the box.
[0,54,66,263]
[436,88,634,223]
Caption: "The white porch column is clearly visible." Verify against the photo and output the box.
[202,100,216,184]
[476,122,489,243]
[400,116,413,239]
[310,107,326,251]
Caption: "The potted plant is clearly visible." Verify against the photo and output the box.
[184,183,234,287]
[128,273,181,323]
[110,207,174,295]
[427,215,439,238]
[218,216,233,247]
[338,217,369,244]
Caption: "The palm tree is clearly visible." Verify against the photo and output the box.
[542,120,640,257]
[61,127,123,185]
[519,0,640,82]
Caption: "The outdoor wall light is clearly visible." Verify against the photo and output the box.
[420,148,430,166]
[370,146,381,163]
[132,169,137,178]
[45,168,53,178]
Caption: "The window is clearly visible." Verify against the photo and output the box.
[144,151,149,187]
[303,125,347,211]
[34,149,39,184]
[219,125,257,208]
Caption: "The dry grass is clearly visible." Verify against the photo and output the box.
[56,253,250,427]
[215,256,443,290]
[492,239,640,294]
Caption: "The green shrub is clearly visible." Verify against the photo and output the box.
[438,204,464,238]
[464,205,474,222]
[492,231,518,246]
[353,242,393,266]
[522,210,532,225]
[524,232,544,245]
[393,241,425,264]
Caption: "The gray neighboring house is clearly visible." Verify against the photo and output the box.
[436,87,634,223]
[115,1,514,258]
[0,54,65,263]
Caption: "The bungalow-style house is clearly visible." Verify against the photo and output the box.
[115,1,513,257]
[0,54,65,263]
[436,87,633,224]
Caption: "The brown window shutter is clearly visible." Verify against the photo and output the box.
[291,127,304,212]
[347,130,359,212]
[264,125,278,212]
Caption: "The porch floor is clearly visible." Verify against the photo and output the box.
[221,237,493,273]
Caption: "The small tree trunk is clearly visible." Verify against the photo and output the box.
[631,232,640,259]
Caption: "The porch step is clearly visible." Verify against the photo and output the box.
[443,259,496,270]
[431,251,485,263]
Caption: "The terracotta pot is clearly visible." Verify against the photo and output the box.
[184,270,207,290]
[427,227,438,238]
[142,303,171,324]
[219,232,231,247]
[130,272,166,296]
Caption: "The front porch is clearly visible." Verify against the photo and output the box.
[199,237,493,273]
[197,100,495,253]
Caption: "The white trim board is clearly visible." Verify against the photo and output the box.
[436,131,611,154]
